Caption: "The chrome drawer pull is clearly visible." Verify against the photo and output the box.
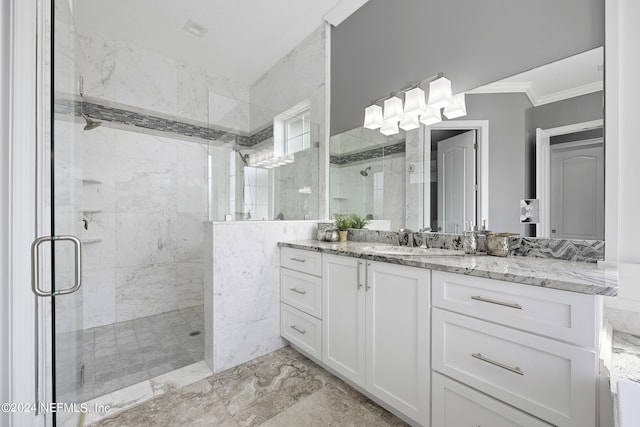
[290,325,307,335]
[472,353,524,376]
[471,295,522,310]
[290,288,307,295]
[290,257,306,263]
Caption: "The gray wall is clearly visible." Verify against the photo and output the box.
[533,91,604,130]
[331,0,604,135]
[462,93,533,235]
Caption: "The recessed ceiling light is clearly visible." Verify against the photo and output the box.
[183,19,208,38]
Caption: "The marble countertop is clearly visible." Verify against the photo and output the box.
[612,331,640,386]
[279,240,619,296]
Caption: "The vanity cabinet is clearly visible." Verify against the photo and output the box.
[322,254,429,425]
[280,248,323,361]
[432,372,552,427]
[431,270,600,427]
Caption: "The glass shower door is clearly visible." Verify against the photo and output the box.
[44,0,86,424]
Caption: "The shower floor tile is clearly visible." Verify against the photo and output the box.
[56,305,204,402]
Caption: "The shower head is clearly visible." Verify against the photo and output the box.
[233,144,249,166]
[360,166,371,177]
[81,114,102,131]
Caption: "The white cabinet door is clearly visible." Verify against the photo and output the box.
[365,261,430,425]
[322,254,366,386]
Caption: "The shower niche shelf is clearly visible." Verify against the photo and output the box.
[82,209,103,214]
[82,179,102,185]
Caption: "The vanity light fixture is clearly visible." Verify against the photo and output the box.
[363,104,384,129]
[419,106,442,126]
[399,115,420,131]
[362,72,466,136]
[380,120,399,136]
[383,96,404,123]
[403,87,428,117]
[443,93,467,119]
[427,76,454,108]
[248,146,295,169]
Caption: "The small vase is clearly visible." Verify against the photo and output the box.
[338,230,348,242]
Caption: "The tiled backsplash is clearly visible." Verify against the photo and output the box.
[347,229,605,262]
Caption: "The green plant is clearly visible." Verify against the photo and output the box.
[333,213,352,231]
[349,213,370,229]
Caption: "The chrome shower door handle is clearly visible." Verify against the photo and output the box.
[31,235,83,297]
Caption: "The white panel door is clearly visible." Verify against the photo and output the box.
[322,254,366,386]
[438,131,476,232]
[365,261,429,425]
[550,140,604,240]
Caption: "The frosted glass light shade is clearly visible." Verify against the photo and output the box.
[419,106,442,126]
[403,87,427,117]
[443,93,467,119]
[399,115,420,131]
[427,76,453,109]
[383,96,404,122]
[363,104,384,129]
[380,120,399,136]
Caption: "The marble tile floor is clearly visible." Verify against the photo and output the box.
[91,346,408,427]
[56,305,204,402]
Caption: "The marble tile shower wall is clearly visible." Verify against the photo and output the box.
[68,30,255,329]
[76,30,251,131]
[250,25,327,220]
[330,155,405,231]
[80,124,207,329]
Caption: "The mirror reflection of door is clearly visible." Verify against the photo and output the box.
[537,124,604,239]
[550,136,604,240]
[431,130,477,232]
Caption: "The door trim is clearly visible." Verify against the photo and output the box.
[422,120,489,230]
[3,0,48,425]
[535,119,604,238]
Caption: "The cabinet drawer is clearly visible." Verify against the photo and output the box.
[432,308,596,427]
[280,247,322,276]
[281,303,322,360]
[432,372,552,427]
[431,270,598,348]
[281,268,322,318]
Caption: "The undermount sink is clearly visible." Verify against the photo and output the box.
[361,246,465,256]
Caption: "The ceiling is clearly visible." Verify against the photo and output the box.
[465,47,603,106]
[72,0,348,84]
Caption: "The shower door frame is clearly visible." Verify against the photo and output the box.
[3,0,51,426]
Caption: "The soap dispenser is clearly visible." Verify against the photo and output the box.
[463,221,477,254]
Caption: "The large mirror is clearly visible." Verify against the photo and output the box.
[329,47,604,237]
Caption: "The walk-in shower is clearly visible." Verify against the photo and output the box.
[48,2,322,423]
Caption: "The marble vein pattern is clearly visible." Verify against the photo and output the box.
[508,237,605,262]
[90,347,407,427]
[611,331,640,390]
[206,222,318,373]
[278,240,619,296]
[348,230,605,263]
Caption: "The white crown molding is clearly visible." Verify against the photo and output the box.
[323,0,370,26]
[468,80,603,107]
[534,81,603,106]
[467,81,533,95]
